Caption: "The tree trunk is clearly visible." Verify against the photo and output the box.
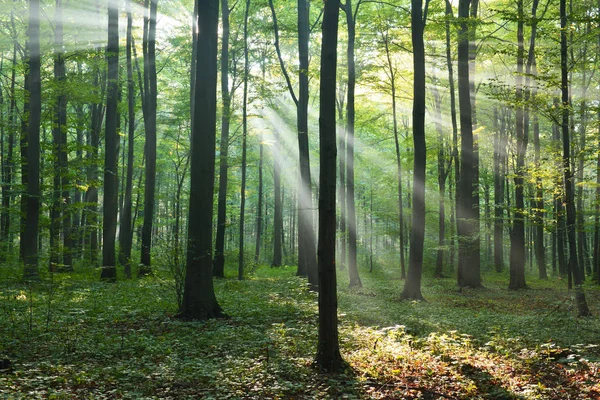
[560,0,590,316]
[181,0,223,320]
[457,0,481,288]
[509,0,527,290]
[297,0,318,287]
[272,144,283,267]
[343,0,362,288]
[238,0,251,281]
[445,0,459,273]
[316,0,343,371]
[101,0,120,280]
[2,37,16,260]
[119,0,136,278]
[213,0,232,278]
[22,0,42,279]
[432,78,449,278]
[402,0,427,300]
[139,0,158,276]
[382,29,406,280]
[493,107,506,272]
[255,142,264,264]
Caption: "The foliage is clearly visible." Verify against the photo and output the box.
[1,264,599,399]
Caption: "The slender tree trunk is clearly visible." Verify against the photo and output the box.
[445,0,459,273]
[213,0,232,278]
[382,30,406,280]
[316,0,343,371]
[20,39,30,264]
[493,107,506,272]
[139,0,158,276]
[2,38,16,260]
[119,0,136,278]
[560,0,589,316]
[101,0,120,280]
[433,80,450,278]
[255,142,264,264]
[238,0,251,281]
[297,0,318,287]
[272,144,283,267]
[337,91,347,271]
[343,0,362,288]
[22,0,41,278]
[181,0,223,320]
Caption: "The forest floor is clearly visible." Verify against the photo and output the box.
[1,261,600,399]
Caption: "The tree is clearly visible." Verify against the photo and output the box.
[456,0,481,289]
[139,0,159,276]
[101,0,120,281]
[213,0,233,278]
[22,0,42,279]
[508,0,527,290]
[50,0,72,272]
[316,0,343,371]
[342,0,362,288]
[238,0,251,281]
[560,0,589,317]
[119,0,136,278]
[297,0,318,287]
[180,0,223,319]
[401,0,428,300]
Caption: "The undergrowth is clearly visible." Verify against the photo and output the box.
[0,263,599,399]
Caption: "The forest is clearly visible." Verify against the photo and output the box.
[1,0,600,398]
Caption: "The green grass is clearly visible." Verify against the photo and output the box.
[0,262,599,399]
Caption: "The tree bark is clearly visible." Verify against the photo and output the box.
[509,0,527,290]
[22,0,42,279]
[213,0,232,278]
[101,0,120,280]
[457,0,481,288]
[316,0,343,371]
[297,0,318,287]
[139,0,158,276]
[181,0,223,320]
[119,0,136,278]
[343,0,362,288]
[493,107,506,273]
[238,0,251,281]
[402,0,427,300]
[560,0,590,316]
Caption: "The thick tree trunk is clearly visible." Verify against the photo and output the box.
[509,0,527,290]
[402,0,427,300]
[457,0,481,288]
[316,0,343,371]
[101,0,120,280]
[181,0,223,320]
[22,0,41,278]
